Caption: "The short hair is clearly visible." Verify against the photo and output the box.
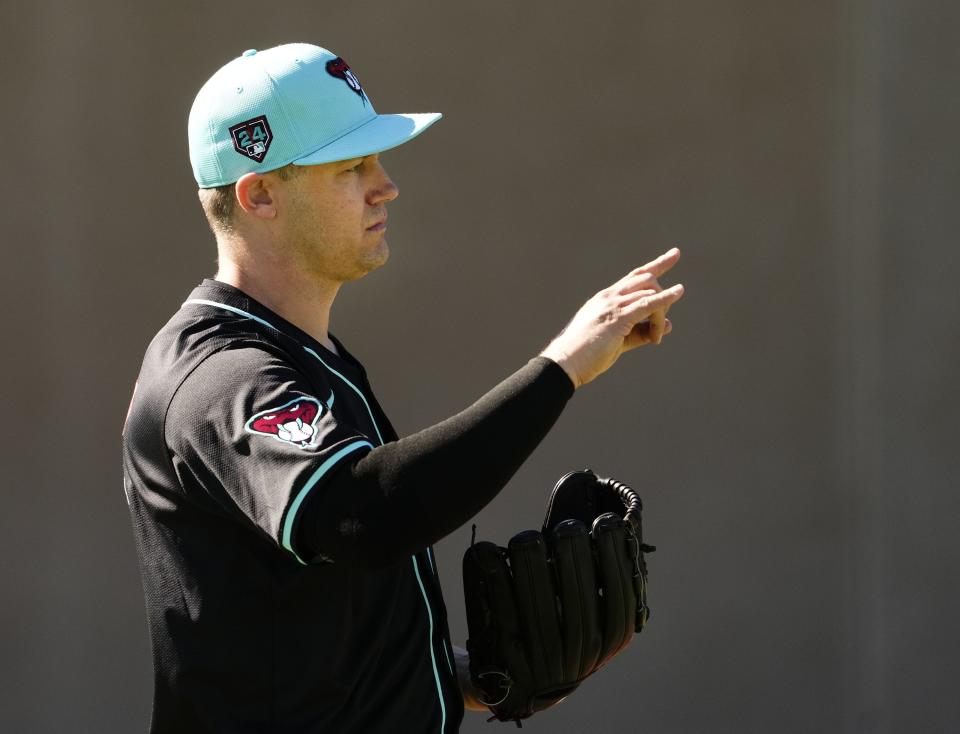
[199,163,304,233]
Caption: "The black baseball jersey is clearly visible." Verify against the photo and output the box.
[122,279,464,733]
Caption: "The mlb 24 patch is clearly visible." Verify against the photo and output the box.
[229,116,273,161]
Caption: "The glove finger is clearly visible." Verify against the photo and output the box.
[592,513,638,666]
[531,682,581,715]
[549,519,602,681]
[508,530,564,690]
[463,540,531,716]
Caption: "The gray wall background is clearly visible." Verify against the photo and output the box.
[3,0,958,732]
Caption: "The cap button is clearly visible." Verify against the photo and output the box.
[242,49,257,57]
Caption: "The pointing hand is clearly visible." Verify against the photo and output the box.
[540,248,684,389]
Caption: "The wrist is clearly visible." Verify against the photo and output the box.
[538,347,580,390]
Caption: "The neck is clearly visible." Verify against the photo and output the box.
[215,257,342,354]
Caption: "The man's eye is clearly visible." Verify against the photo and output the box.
[346,162,362,173]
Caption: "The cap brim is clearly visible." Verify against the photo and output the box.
[293,112,441,166]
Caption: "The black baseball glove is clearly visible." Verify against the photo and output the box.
[462,469,655,725]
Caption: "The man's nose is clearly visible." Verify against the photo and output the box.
[368,160,399,205]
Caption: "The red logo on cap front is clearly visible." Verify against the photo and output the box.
[326,57,367,104]
[229,115,273,162]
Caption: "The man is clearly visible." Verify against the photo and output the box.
[122,43,684,734]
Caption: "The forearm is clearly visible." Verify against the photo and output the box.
[296,356,575,568]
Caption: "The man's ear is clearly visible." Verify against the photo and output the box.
[234,173,278,220]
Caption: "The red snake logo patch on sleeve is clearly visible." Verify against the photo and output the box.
[244,397,324,448]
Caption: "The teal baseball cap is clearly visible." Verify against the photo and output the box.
[188,43,442,188]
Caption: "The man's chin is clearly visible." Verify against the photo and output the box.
[350,240,390,280]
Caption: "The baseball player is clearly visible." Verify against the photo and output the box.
[122,43,684,734]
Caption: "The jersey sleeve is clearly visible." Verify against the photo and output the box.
[165,345,373,564]
[296,356,576,570]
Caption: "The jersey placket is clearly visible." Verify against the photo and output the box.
[301,344,456,733]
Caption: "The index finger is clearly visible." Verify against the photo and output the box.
[622,282,685,322]
[632,247,681,279]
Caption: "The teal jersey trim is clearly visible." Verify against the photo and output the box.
[303,346,385,445]
[412,554,448,733]
[305,343,449,726]
[183,298,280,333]
[282,439,374,563]
[183,299,339,414]
[443,639,454,676]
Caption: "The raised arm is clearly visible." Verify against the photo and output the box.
[296,249,684,568]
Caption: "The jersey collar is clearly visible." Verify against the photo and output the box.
[185,279,367,376]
